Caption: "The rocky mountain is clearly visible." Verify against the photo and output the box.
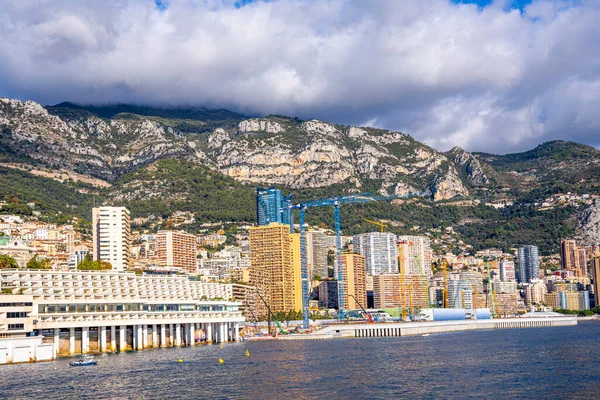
[1,97,599,254]
[1,98,480,201]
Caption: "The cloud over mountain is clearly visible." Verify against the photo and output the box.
[0,0,598,153]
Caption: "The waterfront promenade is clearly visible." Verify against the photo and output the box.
[252,316,579,341]
[0,269,244,365]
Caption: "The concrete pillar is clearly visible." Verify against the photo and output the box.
[82,327,89,354]
[189,323,195,346]
[131,325,137,350]
[219,323,226,343]
[136,325,144,350]
[119,325,126,352]
[234,323,240,342]
[100,326,107,353]
[152,324,158,348]
[206,323,213,343]
[160,324,166,347]
[175,324,181,347]
[110,326,116,352]
[69,328,76,355]
[53,328,59,358]
[142,325,148,349]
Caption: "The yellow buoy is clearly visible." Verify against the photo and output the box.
[218,358,224,364]
[178,359,184,363]
[220,344,223,349]
[245,350,250,357]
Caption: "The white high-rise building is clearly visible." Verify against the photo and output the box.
[397,235,433,277]
[352,232,398,275]
[92,207,131,271]
[499,260,516,281]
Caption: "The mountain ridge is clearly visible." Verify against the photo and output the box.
[1,97,599,254]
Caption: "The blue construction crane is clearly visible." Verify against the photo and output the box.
[290,191,426,329]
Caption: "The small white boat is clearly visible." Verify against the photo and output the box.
[421,334,430,337]
[69,355,98,367]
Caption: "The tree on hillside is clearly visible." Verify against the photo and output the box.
[26,255,51,269]
[0,254,18,269]
[77,254,112,270]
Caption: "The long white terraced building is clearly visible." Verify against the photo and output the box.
[0,269,245,364]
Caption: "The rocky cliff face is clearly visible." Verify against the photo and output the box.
[204,117,471,199]
[0,98,477,201]
[0,98,201,180]
[448,146,490,186]
[577,202,600,247]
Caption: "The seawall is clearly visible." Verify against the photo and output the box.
[298,317,578,339]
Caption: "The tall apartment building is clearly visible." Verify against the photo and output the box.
[499,260,516,281]
[398,274,430,310]
[397,236,432,277]
[372,274,402,308]
[353,232,398,275]
[524,280,548,305]
[577,247,588,276]
[92,207,131,271]
[256,188,293,228]
[249,223,299,318]
[517,245,540,283]
[290,233,304,313]
[592,257,600,306]
[545,291,590,311]
[318,280,338,309]
[308,230,330,279]
[156,230,197,272]
[341,253,367,310]
[560,240,588,275]
[448,280,474,309]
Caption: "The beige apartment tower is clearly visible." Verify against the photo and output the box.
[92,207,131,271]
[372,274,402,308]
[156,230,197,272]
[249,223,299,318]
[592,257,600,304]
[341,253,367,310]
[560,240,587,276]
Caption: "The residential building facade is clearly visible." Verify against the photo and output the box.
[518,245,540,283]
[353,232,398,275]
[249,223,299,318]
[156,230,197,272]
[92,207,132,271]
[256,188,293,228]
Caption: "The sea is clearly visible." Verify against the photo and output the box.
[1,321,599,399]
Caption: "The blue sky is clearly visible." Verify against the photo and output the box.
[452,0,533,9]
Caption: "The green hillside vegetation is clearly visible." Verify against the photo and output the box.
[0,166,95,220]
[112,159,256,224]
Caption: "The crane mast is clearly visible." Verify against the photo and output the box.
[291,191,426,328]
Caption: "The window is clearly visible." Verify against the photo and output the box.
[8,324,24,331]
[7,312,28,318]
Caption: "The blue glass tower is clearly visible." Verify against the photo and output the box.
[517,245,540,283]
[256,188,293,229]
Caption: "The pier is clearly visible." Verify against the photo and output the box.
[303,316,579,339]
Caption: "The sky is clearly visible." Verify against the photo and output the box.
[0,0,598,154]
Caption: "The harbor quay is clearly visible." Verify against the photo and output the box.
[0,269,245,365]
[312,316,579,339]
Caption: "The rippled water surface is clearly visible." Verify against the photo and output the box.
[1,322,599,399]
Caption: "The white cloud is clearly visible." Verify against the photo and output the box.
[0,0,598,153]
